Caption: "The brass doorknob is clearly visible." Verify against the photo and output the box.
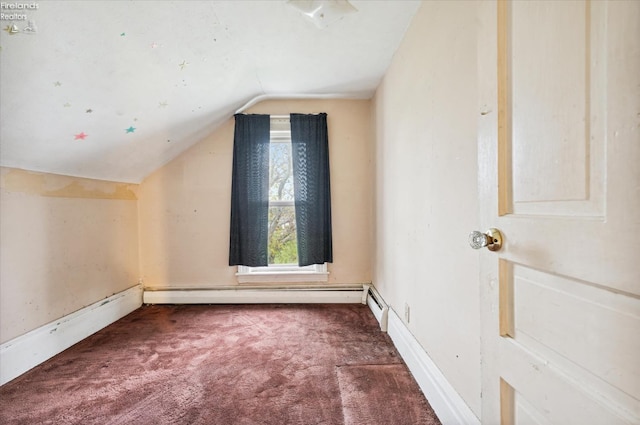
[469,228,503,251]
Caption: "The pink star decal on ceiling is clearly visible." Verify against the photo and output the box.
[74,132,88,140]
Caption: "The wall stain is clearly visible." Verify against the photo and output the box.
[1,168,138,200]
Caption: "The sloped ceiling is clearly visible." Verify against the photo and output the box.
[0,1,420,183]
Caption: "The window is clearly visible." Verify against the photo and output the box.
[268,117,297,264]
[236,116,328,283]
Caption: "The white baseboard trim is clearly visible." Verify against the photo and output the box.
[0,284,142,386]
[386,309,480,425]
[143,287,365,305]
[365,287,480,425]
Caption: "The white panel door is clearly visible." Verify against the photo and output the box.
[477,1,640,424]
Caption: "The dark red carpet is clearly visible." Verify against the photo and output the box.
[0,304,441,424]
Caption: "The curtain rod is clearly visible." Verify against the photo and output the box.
[237,114,321,119]
[270,114,324,119]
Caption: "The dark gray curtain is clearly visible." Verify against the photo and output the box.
[290,113,333,266]
[228,114,270,267]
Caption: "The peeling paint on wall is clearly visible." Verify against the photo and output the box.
[0,167,138,200]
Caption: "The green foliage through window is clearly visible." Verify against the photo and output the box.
[268,138,298,264]
[268,206,297,264]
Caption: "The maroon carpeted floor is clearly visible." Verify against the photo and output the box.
[0,304,441,424]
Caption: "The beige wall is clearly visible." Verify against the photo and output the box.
[0,99,373,344]
[139,99,373,288]
[0,168,140,343]
[372,1,481,417]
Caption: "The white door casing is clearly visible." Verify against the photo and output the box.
[478,1,640,424]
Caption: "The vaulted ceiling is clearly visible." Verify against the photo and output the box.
[0,1,420,183]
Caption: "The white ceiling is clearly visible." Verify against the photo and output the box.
[0,0,420,183]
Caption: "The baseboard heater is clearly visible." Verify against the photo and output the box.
[143,285,368,305]
[364,284,389,331]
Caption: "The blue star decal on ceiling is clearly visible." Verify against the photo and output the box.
[125,126,136,133]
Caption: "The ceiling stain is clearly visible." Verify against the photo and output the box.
[1,168,138,200]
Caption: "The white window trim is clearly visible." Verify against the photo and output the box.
[236,263,329,284]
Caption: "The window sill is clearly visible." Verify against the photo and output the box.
[236,264,329,284]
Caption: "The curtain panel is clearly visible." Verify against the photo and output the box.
[290,113,333,266]
[228,114,271,267]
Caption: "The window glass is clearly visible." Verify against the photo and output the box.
[269,142,294,202]
[268,127,298,264]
